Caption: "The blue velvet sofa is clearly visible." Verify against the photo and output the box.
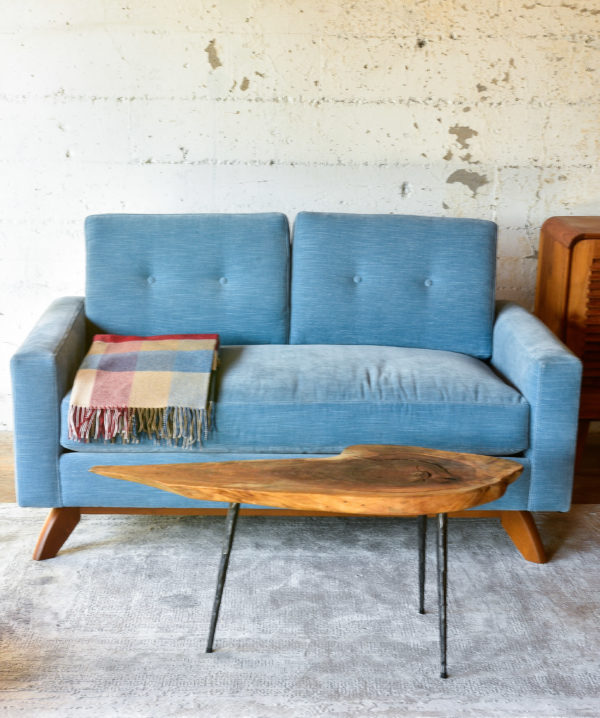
[11,212,582,562]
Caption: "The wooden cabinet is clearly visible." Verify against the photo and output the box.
[535,217,600,425]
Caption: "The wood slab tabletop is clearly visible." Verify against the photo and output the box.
[91,445,522,516]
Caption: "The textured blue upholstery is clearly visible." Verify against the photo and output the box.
[60,345,528,455]
[11,297,87,506]
[85,213,290,344]
[10,213,582,517]
[290,212,497,358]
[60,452,323,508]
[59,452,531,511]
[491,302,582,511]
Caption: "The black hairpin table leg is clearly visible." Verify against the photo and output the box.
[206,502,240,653]
[418,514,427,614]
[437,512,448,679]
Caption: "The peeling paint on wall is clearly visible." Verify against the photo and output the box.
[446,169,489,197]
[400,181,412,197]
[204,39,222,70]
[449,126,478,150]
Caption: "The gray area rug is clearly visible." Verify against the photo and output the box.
[0,505,599,717]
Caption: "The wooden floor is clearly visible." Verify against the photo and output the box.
[0,430,598,504]
[0,432,15,503]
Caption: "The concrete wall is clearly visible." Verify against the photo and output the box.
[1,0,598,428]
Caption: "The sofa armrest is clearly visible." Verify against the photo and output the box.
[11,297,87,506]
[491,301,582,511]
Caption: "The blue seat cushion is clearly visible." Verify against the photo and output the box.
[61,345,529,455]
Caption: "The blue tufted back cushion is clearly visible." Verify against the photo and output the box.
[290,212,497,358]
[85,213,290,344]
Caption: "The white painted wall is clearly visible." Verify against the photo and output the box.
[1,0,599,428]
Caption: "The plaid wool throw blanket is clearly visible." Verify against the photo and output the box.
[68,333,219,447]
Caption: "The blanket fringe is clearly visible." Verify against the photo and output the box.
[68,404,213,448]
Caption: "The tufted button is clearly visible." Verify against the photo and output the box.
[424,278,433,287]
[219,277,228,285]
[147,276,156,285]
[353,275,362,284]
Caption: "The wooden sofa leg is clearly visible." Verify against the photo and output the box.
[33,507,81,560]
[500,510,547,564]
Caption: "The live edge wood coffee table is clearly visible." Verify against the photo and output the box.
[92,445,522,679]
